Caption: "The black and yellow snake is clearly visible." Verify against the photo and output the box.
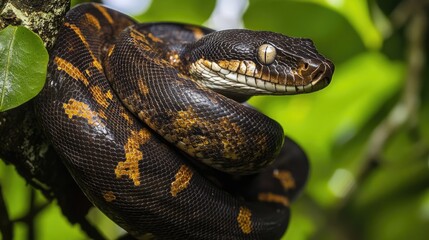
[35,3,334,239]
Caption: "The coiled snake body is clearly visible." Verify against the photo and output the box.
[35,3,334,239]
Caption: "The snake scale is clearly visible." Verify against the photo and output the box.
[35,3,334,239]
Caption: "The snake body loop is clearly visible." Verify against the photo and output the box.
[104,23,287,174]
[35,3,333,239]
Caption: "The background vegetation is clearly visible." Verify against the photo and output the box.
[1,0,428,239]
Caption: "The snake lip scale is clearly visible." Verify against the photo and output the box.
[190,58,332,95]
[35,3,334,239]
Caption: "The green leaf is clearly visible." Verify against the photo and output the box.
[0,25,48,112]
[134,0,216,25]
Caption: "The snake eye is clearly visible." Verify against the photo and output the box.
[257,43,276,65]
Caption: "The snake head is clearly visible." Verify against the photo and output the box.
[183,29,334,96]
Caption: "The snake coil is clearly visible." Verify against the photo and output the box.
[35,3,334,239]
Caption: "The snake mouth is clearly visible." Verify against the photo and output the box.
[190,59,333,95]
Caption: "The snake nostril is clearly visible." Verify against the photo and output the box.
[298,61,310,71]
[303,62,309,70]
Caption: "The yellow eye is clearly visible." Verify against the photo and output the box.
[257,44,276,65]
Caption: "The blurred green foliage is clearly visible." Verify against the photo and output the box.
[1,0,428,239]
[134,0,216,24]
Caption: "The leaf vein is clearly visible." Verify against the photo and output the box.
[0,27,17,110]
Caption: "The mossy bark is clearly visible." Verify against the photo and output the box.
[0,0,70,48]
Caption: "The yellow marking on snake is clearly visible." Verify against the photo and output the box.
[130,28,152,51]
[143,108,209,158]
[258,192,290,207]
[172,109,210,153]
[175,109,198,128]
[94,4,114,24]
[219,117,244,160]
[103,191,116,202]
[63,99,104,126]
[115,129,151,186]
[170,164,193,197]
[64,22,103,72]
[221,139,238,160]
[237,207,252,234]
[218,60,229,70]
[162,109,247,161]
[185,26,205,40]
[54,57,89,86]
[121,111,133,124]
[91,57,103,71]
[85,13,101,30]
[98,109,107,119]
[107,45,115,57]
[64,22,88,45]
[105,90,113,100]
[147,32,163,43]
[129,29,169,66]
[89,86,113,108]
[227,60,241,72]
[137,79,150,95]
[218,59,253,74]
[273,169,296,190]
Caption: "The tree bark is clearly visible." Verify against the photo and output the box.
[0,0,70,48]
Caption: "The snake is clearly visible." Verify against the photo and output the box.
[34,3,334,240]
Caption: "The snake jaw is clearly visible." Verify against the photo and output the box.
[190,58,333,95]
[190,59,273,95]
